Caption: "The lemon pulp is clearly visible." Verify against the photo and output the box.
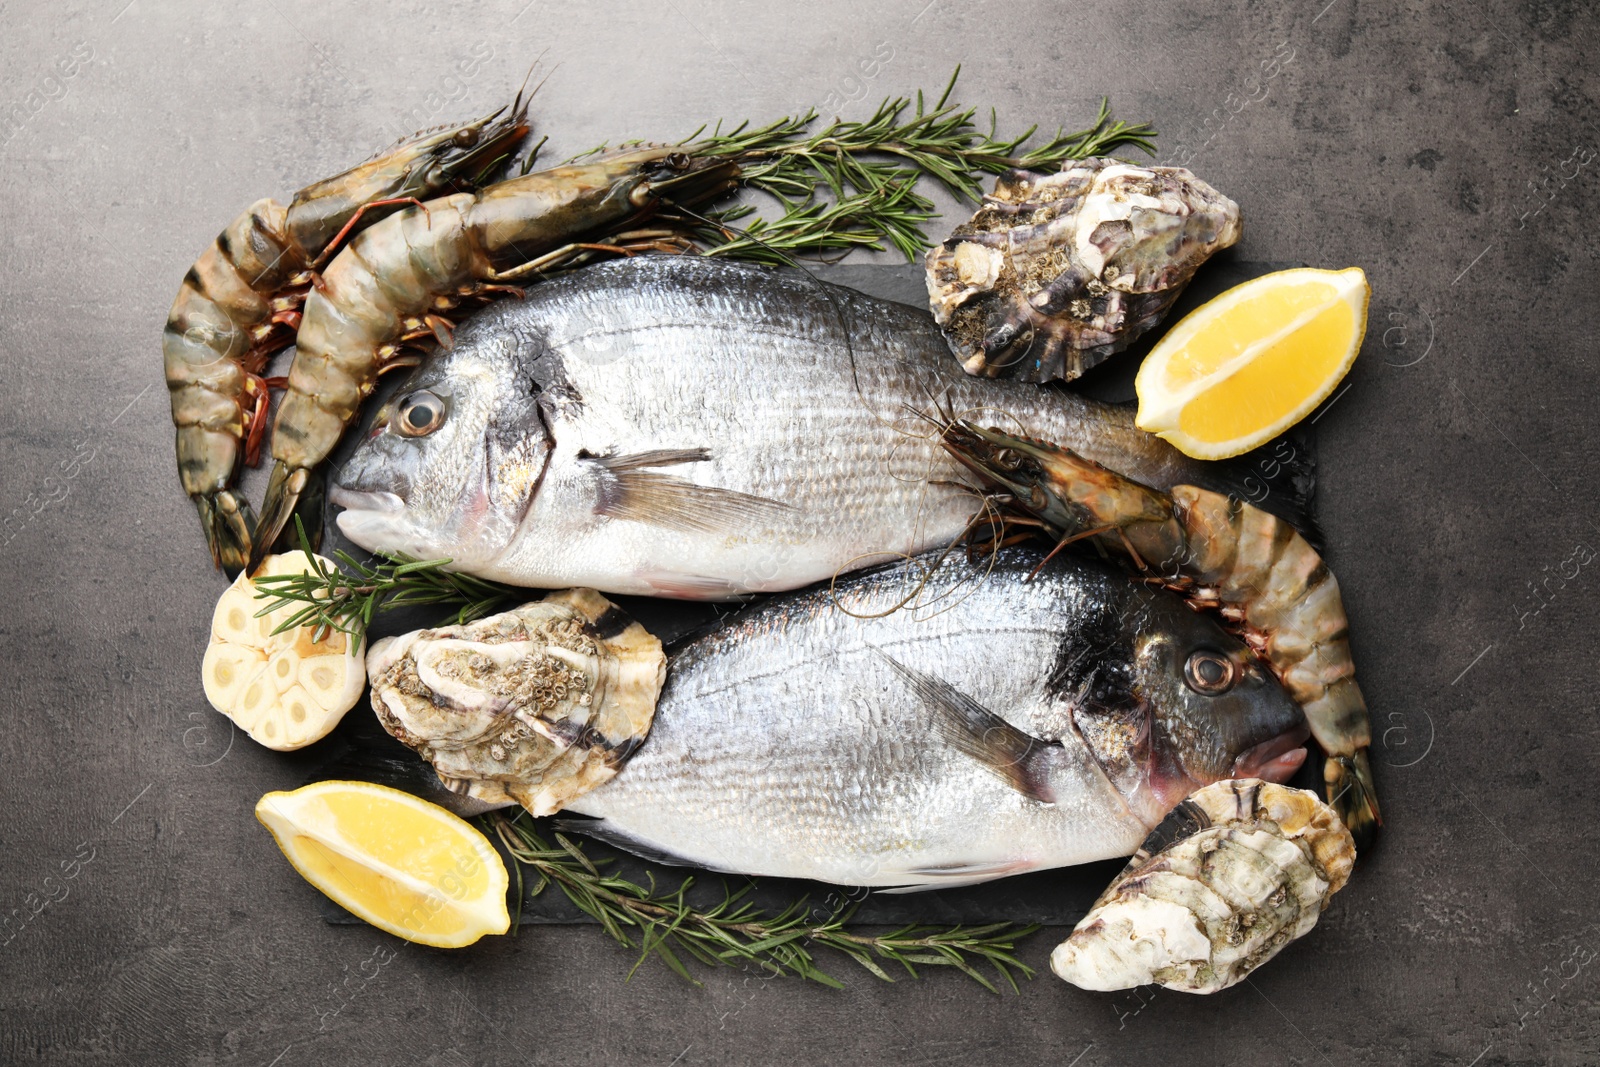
[1135,267,1369,459]
[255,780,510,948]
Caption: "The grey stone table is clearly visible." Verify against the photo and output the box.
[2,2,1596,1064]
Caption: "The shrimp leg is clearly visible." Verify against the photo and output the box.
[940,420,1381,852]
[164,93,533,571]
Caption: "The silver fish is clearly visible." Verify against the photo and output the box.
[542,549,1311,889]
[332,256,1301,598]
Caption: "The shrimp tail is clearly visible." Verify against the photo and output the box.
[195,489,256,574]
[250,462,311,573]
[262,465,326,557]
[1326,751,1380,854]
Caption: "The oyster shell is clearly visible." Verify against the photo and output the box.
[366,589,666,817]
[1050,779,1354,994]
[926,158,1241,382]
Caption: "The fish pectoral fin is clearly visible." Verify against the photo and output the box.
[875,650,1060,805]
[589,451,794,534]
[593,448,713,471]
[873,859,1039,893]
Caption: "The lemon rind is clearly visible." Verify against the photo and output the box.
[1134,268,1370,459]
[255,782,511,948]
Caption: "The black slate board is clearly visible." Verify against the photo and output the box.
[309,257,1322,927]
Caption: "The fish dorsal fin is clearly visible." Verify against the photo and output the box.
[875,650,1059,805]
[587,449,795,534]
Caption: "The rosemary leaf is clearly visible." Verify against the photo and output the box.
[247,518,521,642]
[530,69,1154,271]
[491,813,1039,991]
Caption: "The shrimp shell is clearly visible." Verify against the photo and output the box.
[164,98,532,570]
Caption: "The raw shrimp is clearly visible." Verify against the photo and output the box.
[164,95,532,570]
[247,146,740,570]
[939,420,1381,851]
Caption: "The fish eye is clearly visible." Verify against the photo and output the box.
[1183,650,1239,695]
[453,127,479,148]
[393,390,446,437]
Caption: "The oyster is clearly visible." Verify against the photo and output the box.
[366,589,666,816]
[1050,779,1354,994]
[926,158,1241,382]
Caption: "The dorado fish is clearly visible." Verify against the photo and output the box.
[370,548,1311,888]
[333,256,1309,598]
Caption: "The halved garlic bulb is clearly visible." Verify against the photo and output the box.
[201,553,366,751]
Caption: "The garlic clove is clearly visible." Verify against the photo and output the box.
[266,648,301,694]
[203,643,266,711]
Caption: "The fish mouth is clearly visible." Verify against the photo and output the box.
[328,486,405,515]
[1231,724,1312,784]
[329,484,426,559]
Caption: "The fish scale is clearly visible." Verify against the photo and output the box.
[558,548,1307,888]
[333,256,1293,598]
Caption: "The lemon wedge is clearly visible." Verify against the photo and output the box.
[255,781,510,948]
[202,552,365,751]
[1134,267,1369,459]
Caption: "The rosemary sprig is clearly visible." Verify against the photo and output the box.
[699,69,1155,199]
[554,68,1155,267]
[676,67,1156,264]
[492,813,1038,991]
[696,178,931,262]
[249,519,520,640]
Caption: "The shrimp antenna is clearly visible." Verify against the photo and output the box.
[656,196,803,271]
[512,49,555,118]
[898,397,948,439]
[510,53,560,175]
